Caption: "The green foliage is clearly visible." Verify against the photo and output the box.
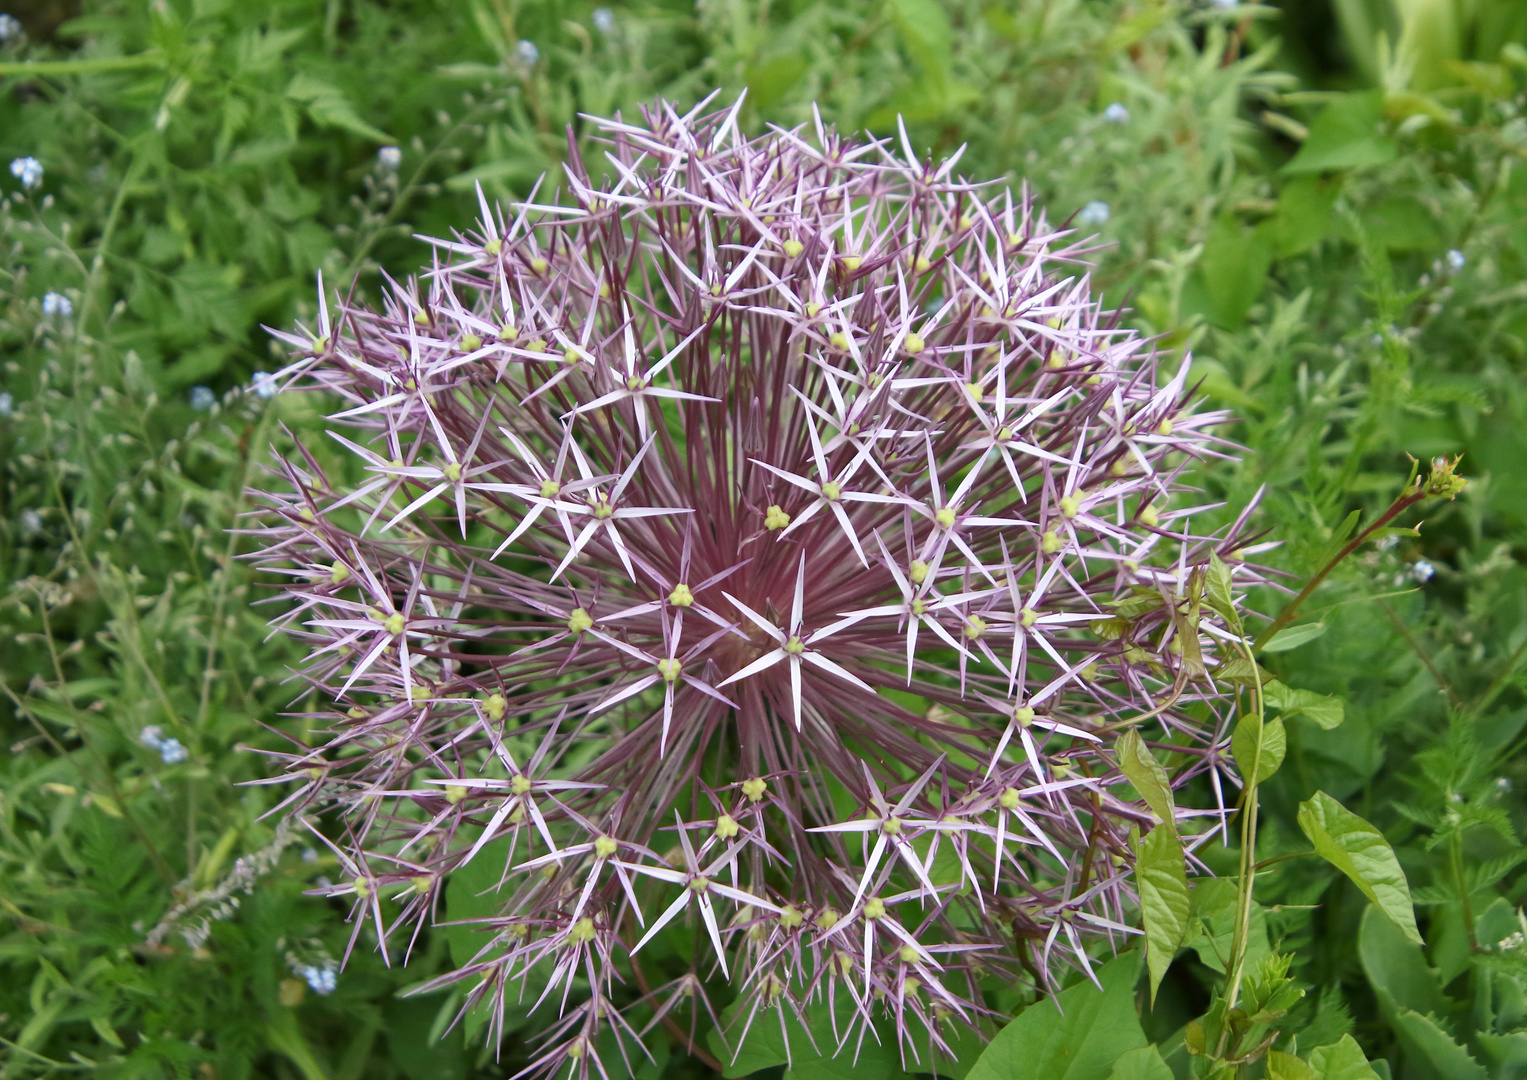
[2,0,1527,1076]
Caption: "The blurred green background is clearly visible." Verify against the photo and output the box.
[3,0,1527,1077]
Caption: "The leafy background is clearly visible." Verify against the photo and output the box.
[2,0,1527,1077]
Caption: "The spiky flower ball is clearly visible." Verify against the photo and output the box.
[255,97,1259,1075]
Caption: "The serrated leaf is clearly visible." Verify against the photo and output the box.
[1263,681,1345,729]
[1232,712,1286,784]
[1261,623,1328,652]
[285,73,393,142]
[1205,554,1237,624]
[1117,730,1176,833]
[1300,793,1421,944]
[1107,1045,1174,1080]
[965,953,1146,1080]
[1137,826,1190,1006]
[1392,1009,1488,1079]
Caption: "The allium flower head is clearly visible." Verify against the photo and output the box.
[254,96,1261,1075]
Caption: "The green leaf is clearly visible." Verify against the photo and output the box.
[1306,1035,1383,1080]
[1300,793,1422,944]
[1205,554,1238,624]
[1263,680,1345,729]
[706,996,976,1080]
[1116,729,1176,832]
[445,837,513,969]
[965,952,1146,1080]
[1268,1051,1319,1080]
[1270,175,1339,257]
[1215,657,1272,685]
[888,0,953,88]
[1106,1045,1174,1080]
[285,72,393,142]
[1357,905,1450,1020]
[1261,623,1329,652]
[1198,215,1274,329]
[1136,826,1190,1006]
[1283,91,1398,174]
[1232,712,1286,784]
[1391,1009,1488,1080]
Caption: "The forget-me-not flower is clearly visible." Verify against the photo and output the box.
[42,292,72,318]
[517,39,540,65]
[1446,249,1466,273]
[10,157,42,189]
[0,14,24,43]
[251,371,279,399]
[1077,200,1111,227]
[377,146,402,171]
[190,386,216,411]
[592,8,616,33]
[1103,102,1130,124]
[0,392,13,418]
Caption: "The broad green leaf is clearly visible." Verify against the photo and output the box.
[1358,905,1450,1020]
[1306,1035,1383,1080]
[1205,554,1237,624]
[1267,1051,1319,1080]
[1199,215,1273,329]
[1106,1045,1173,1080]
[745,54,809,111]
[1136,826,1189,1006]
[1261,623,1329,652]
[1263,680,1345,728]
[888,0,953,86]
[1116,729,1176,832]
[1300,793,1422,944]
[1392,1009,1488,1080]
[1231,712,1286,784]
[1270,175,1339,257]
[1283,92,1398,174]
[1187,880,1270,975]
[1215,657,1272,685]
[445,836,513,969]
[1476,1031,1527,1074]
[706,996,972,1079]
[965,952,1145,1080]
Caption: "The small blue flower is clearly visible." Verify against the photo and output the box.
[1103,102,1130,124]
[159,738,189,764]
[592,7,616,33]
[377,146,402,171]
[140,725,165,749]
[1446,249,1466,272]
[190,386,216,411]
[42,292,72,318]
[10,156,42,189]
[1076,200,1110,228]
[20,509,42,536]
[1408,559,1435,584]
[251,371,278,399]
[517,39,540,65]
[0,392,12,418]
[299,963,338,994]
[0,14,24,43]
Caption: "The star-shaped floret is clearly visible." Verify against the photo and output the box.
[717,555,874,729]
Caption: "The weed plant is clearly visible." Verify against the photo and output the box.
[1,1,1525,1078]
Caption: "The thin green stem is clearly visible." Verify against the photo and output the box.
[1252,486,1429,651]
